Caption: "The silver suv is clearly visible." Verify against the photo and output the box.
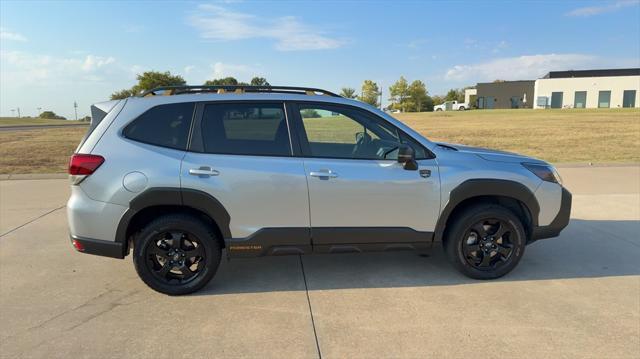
[67,86,571,295]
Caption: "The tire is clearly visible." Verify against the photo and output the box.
[436,108,443,112]
[458,106,466,111]
[133,214,222,295]
[444,204,525,279]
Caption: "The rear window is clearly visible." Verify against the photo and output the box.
[123,102,195,150]
[201,103,291,156]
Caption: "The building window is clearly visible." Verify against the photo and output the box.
[536,96,549,108]
[574,91,587,109]
[598,91,611,108]
[623,90,636,108]
[551,92,563,108]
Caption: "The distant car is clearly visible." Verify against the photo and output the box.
[434,100,468,111]
[67,85,571,295]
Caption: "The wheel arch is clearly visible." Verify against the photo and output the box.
[434,179,539,243]
[115,188,231,257]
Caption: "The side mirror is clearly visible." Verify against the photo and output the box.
[397,144,418,170]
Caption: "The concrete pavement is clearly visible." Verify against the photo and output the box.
[0,166,638,358]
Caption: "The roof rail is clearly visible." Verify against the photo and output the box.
[139,85,341,98]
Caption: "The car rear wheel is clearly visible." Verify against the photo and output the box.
[458,106,466,111]
[444,204,526,279]
[133,214,221,295]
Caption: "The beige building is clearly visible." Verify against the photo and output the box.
[533,68,640,109]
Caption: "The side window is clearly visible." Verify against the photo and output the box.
[298,104,428,160]
[123,102,194,150]
[201,103,291,156]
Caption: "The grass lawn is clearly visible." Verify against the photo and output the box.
[0,117,87,127]
[0,108,638,174]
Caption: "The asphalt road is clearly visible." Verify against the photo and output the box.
[0,166,639,358]
[0,123,88,132]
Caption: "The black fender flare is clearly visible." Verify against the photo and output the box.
[115,188,231,254]
[433,179,540,242]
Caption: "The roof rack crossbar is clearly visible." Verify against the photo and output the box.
[140,85,341,98]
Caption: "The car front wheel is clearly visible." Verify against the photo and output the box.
[444,204,526,279]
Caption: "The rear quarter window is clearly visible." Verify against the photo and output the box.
[123,102,195,150]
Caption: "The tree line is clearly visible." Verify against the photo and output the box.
[111,71,471,112]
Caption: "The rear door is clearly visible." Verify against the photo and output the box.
[290,102,440,249]
[181,101,311,256]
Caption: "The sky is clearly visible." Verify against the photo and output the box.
[1,0,639,119]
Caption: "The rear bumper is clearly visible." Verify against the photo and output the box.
[530,187,572,242]
[70,235,125,259]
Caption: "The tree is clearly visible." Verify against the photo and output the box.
[300,109,321,118]
[39,111,66,120]
[80,116,91,122]
[388,76,410,112]
[204,77,240,86]
[360,80,380,107]
[111,71,186,99]
[432,95,445,106]
[445,88,465,103]
[110,88,136,99]
[407,80,432,112]
[340,87,358,99]
[250,77,270,86]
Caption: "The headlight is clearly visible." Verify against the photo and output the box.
[522,162,562,184]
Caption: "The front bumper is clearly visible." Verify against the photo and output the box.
[70,235,125,259]
[530,187,572,242]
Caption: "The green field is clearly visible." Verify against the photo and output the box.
[0,117,87,127]
[0,108,638,174]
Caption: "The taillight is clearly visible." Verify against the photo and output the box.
[72,239,85,252]
[68,154,104,175]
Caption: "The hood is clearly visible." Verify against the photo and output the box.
[436,142,545,164]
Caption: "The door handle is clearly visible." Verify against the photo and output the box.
[309,170,338,178]
[189,166,219,177]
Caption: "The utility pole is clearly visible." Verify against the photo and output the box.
[73,101,78,121]
[17,107,20,118]
[37,107,42,117]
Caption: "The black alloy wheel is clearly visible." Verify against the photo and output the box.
[133,214,221,295]
[461,218,515,270]
[444,204,526,279]
[146,230,206,284]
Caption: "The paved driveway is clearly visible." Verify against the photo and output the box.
[1,166,638,358]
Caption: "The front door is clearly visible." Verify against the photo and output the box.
[290,102,440,248]
[181,101,310,256]
[551,92,563,108]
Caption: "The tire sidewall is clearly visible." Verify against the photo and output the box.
[446,206,526,279]
[133,215,221,295]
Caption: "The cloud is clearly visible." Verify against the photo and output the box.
[210,61,257,78]
[1,50,118,84]
[188,4,345,51]
[444,53,637,82]
[566,0,639,17]
[184,65,195,74]
[0,28,27,42]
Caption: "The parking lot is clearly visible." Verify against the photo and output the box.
[1,166,639,358]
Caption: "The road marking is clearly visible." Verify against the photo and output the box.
[0,205,65,238]
[299,255,322,359]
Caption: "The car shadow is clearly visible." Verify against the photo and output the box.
[194,219,640,296]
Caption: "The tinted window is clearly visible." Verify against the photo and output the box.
[124,102,194,150]
[598,91,611,108]
[201,103,291,156]
[299,104,427,160]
